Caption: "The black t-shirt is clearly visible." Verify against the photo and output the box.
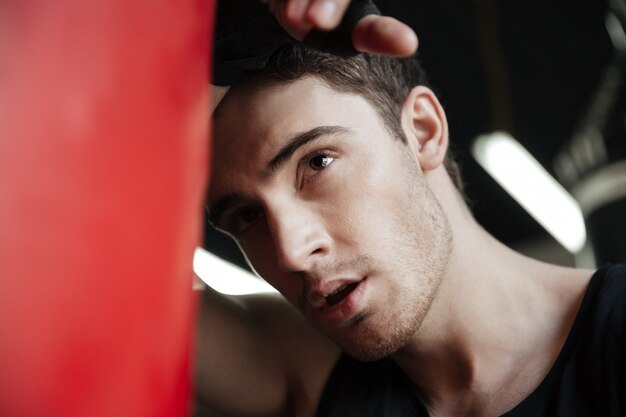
[315,264,626,417]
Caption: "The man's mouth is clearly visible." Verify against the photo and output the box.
[307,277,368,326]
[326,282,359,306]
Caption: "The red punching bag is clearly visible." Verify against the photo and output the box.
[0,1,213,416]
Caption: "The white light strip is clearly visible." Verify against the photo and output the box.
[193,247,278,295]
[606,12,626,52]
[472,132,586,253]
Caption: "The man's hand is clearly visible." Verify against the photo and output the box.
[212,0,417,85]
[268,0,418,56]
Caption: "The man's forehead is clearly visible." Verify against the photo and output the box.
[215,76,333,125]
[212,77,363,155]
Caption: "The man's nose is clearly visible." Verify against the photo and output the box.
[266,203,330,274]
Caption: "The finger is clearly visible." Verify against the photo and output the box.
[285,0,310,27]
[306,0,351,30]
[352,15,418,57]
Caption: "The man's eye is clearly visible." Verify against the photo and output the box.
[233,207,263,233]
[308,155,334,171]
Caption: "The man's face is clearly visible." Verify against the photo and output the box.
[209,77,452,361]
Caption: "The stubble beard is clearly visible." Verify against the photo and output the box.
[330,171,453,363]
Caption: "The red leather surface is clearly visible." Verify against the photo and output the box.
[0,1,213,415]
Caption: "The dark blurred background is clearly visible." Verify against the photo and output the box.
[204,0,626,273]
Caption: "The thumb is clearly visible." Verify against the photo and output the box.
[352,15,418,57]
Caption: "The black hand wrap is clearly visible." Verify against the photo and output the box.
[213,0,290,86]
[212,0,380,86]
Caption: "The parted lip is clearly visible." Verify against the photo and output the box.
[306,277,364,309]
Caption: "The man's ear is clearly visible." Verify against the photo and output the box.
[400,86,449,172]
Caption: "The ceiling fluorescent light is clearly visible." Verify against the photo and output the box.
[193,247,278,295]
[472,132,586,253]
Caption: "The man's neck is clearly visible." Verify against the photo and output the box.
[391,223,593,417]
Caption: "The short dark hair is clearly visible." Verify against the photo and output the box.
[236,44,465,194]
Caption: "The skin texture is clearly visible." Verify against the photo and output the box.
[210,78,452,362]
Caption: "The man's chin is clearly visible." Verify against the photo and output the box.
[330,318,407,362]
[327,306,430,363]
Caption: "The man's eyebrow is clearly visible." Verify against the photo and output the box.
[207,193,247,229]
[268,125,351,173]
[208,126,351,227]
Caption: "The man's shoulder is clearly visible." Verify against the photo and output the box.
[593,262,626,285]
[584,263,626,337]
[553,263,626,416]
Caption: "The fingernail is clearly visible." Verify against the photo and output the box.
[312,1,337,28]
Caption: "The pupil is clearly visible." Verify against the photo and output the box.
[310,155,329,170]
